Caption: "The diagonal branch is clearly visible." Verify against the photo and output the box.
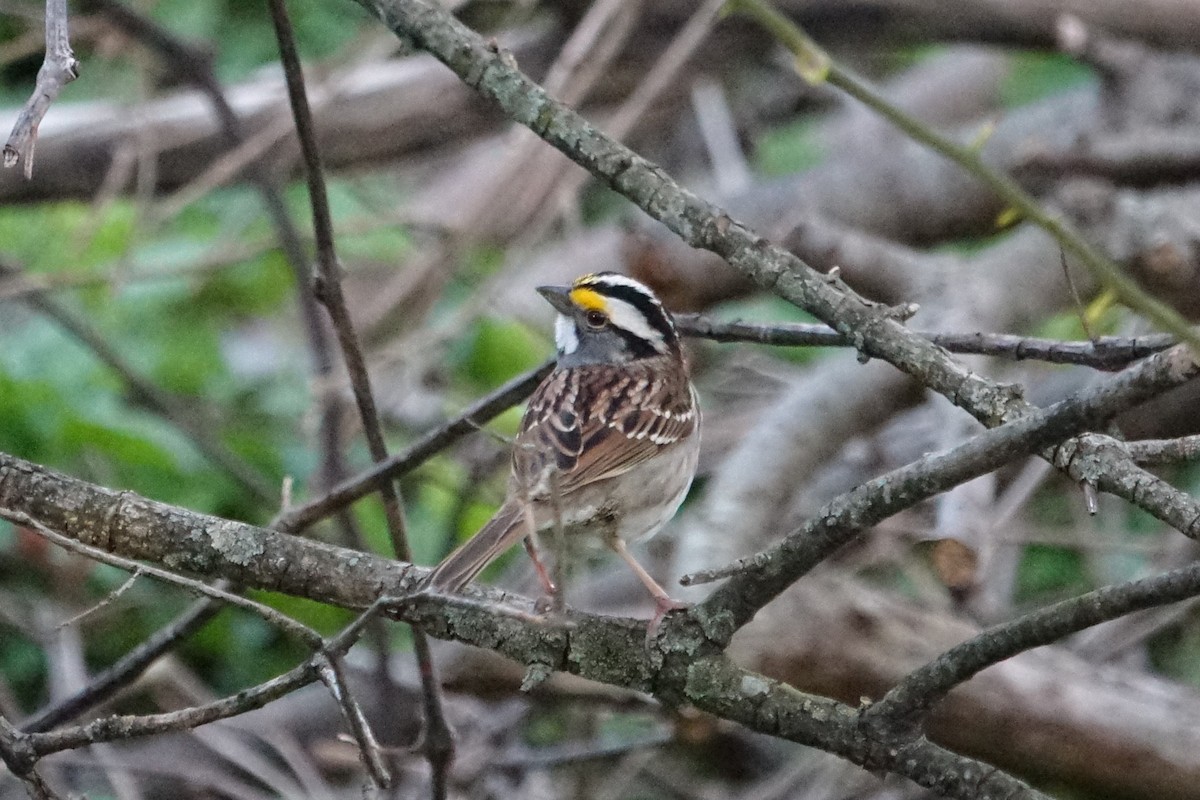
[3,0,79,178]
[19,595,221,733]
[866,559,1200,727]
[0,449,1051,800]
[688,344,1199,636]
[350,0,1200,632]
[272,360,552,533]
[726,0,1200,353]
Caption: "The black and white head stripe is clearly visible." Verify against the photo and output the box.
[570,273,679,355]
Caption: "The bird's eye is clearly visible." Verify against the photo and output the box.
[585,310,607,328]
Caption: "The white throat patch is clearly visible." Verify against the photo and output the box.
[554,313,579,354]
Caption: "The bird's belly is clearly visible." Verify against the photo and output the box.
[541,440,699,547]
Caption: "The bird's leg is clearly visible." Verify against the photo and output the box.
[523,534,558,597]
[607,536,687,639]
[519,495,562,615]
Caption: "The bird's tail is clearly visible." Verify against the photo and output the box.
[427,502,526,592]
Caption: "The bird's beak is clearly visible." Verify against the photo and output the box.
[536,285,575,316]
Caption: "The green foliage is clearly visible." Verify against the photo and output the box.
[457,316,549,388]
[0,183,334,702]
[753,118,825,176]
[1150,610,1200,688]
[1001,52,1095,108]
[0,628,44,708]
[1015,544,1087,600]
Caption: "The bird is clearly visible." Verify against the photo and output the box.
[427,272,699,622]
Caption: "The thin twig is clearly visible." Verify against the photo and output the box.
[273,360,552,533]
[866,558,1200,725]
[4,0,79,178]
[317,654,391,787]
[1060,248,1095,342]
[2,508,322,648]
[676,315,1174,370]
[55,570,141,630]
[14,600,383,760]
[21,596,222,733]
[264,1,453,794]
[726,0,1200,354]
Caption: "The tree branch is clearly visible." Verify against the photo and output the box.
[727,0,1200,353]
[866,558,1200,726]
[264,0,453,791]
[676,315,1176,371]
[3,0,79,178]
[687,344,1198,633]
[272,360,552,533]
[349,0,1200,632]
[0,449,1050,800]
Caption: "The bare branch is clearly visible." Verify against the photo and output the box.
[3,0,79,178]
[676,315,1176,370]
[1,508,322,648]
[728,0,1200,353]
[3,600,387,777]
[0,450,1048,800]
[317,655,391,787]
[866,559,1200,725]
[687,345,1199,630]
[272,361,553,533]
[264,1,453,792]
[1125,434,1200,464]
[0,717,62,800]
[21,597,222,733]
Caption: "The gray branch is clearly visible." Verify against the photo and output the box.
[0,449,1048,799]
[4,0,79,178]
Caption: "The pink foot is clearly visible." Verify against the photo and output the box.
[646,596,689,643]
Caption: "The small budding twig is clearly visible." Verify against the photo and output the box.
[724,0,1200,355]
[5,0,80,178]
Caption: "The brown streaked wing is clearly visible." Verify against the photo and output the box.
[513,361,695,498]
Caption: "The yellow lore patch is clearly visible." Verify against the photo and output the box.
[569,287,608,313]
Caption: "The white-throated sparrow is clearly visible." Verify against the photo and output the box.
[428,272,699,619]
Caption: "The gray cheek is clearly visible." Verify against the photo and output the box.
[559,329,632,367]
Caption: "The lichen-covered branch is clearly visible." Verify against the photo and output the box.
[0,449,1049,799]
[350,0,1200,630]
[689,344,1199,631]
